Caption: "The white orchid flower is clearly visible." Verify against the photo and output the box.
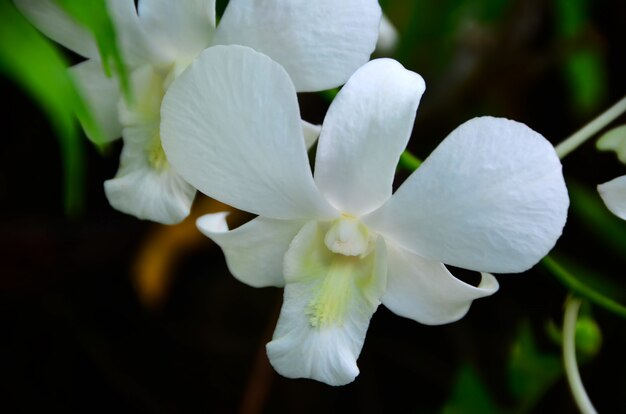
[160,46,569,386]
[15,0,382,224]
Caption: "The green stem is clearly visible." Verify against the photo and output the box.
[562,296,597,414]
[542,256,626,319]
[398,150,422,172]
[555,95,626,159]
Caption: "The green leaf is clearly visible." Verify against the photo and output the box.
[54,0,131,102]
[398,150,422,172]
[0,1,99,215]
[564,50,606,114]
[319,87,339,103]
[441,365,502,414]
[507,322,562,412]
[555,0,606,113]
[555,0,587,36]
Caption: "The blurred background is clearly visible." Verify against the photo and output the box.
[1,0,626,412]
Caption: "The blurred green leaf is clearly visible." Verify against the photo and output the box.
[448,0,510,26]
[555,0,606,113]
[441,365,502,414]
[319,87,339,103]
[546,319,563,346]
[564,50,606,114]
[0,1,102,215]
[393,0,510,70]
[398,150,422,172]
[55,0,131,102]
[476,0,510,23]
[556,0,584,36]
[508,322,561,412]
[556,0,586,36]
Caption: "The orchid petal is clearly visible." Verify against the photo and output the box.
[161,45,337,220]
[365,117,569,273]
[211,0,381,92]
[383,243,498,325]
[70,60,122,143]
[266,221,387,386]
[598,175,626,220]
[314,59,425,216]
[15,0,99,58]
[137,0,215,62]
[376,14,399,55]
[197,213,305,288]
[107,0,162,66]
[302,120,321,151]
[15,0,160,65]
[104,124,195,224]
[118,64,164,126]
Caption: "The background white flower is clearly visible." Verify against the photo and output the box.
[376,14,399,55]
[598,175,626,220]
[161,46,569,386]
[596,125,626,164]
[15,0,382,224]
[596,125,626,220]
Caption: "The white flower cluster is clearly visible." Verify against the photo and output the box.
[17,0,570,386]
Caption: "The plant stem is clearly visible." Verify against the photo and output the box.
[555,95,626,159]
[541,256,626,319]
[562,296,597,414]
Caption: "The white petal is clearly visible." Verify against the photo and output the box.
[598,175,626,220]
[382,243,498,325]
[137,0,215,62]
[596,125,626,165]
[302,120,321,151]
[197,213,305,287]
[376,14,399,55]
[15,0,99,58]
[118,64,164,126]
[161,45,337,220]
[314,59,425,216]
[70,60,122,143]
[364,117,569,273]
[107,0,163,66]
[267,221,387,386]
[15,0,161,65]
[104,123,195,224]
[211,0,381,92]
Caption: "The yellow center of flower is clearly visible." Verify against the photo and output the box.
[306,255,359,328]
[292,219,383,329]
[146,132,169,171]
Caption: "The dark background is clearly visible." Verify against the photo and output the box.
[2,0,626,412]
